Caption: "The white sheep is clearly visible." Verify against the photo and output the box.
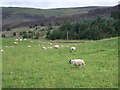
[50,43,52,45]
[24,38,27,40]
[5,45,8,48]
[42,46,47,50]
[54,45,60,49]
[28,45,31,48]
[70,46,77,52]
[14,42,18,45]
[49,47,52,49]
[19,38,22,41]
[15,39,19,41]
[69,59,85,67]
[42,45,47,50]
[1,49,3,52]
[30,41,33,43]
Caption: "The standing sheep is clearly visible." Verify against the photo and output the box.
[28,45,31,48]
[15,39,19,41]
[70,46,77,52]
[14,42,18,45]
[69,59,85,67]
[1,49,3,52]
[54,45,60,49]
[42,44,47,50]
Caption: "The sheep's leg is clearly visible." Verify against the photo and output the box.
[78,64,82,68]
[79,64,82,68]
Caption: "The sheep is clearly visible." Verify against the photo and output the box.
[54,45,60,49]
[42,44,47,50]
[1,49,3,52]
[70,46,77,52]
[69,59,85,67]
[19,38,22,41]
[49,47,52,49]
[5,45,8,48]
[42,46,47,50]
[28,45,31,48]
[14,42,18,45]
[30,41,33,43]
[24,38,27,40]
[50,43,52,45]
[15,39,19,41]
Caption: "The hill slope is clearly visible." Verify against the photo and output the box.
[2,5,120,30]
[2,6,101,25]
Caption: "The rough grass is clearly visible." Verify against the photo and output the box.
[1,37,118,88]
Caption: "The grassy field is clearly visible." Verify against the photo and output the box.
[1,37,118,88]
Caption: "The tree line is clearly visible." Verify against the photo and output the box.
[46,12,120,40]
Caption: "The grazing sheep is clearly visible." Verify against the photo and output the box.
[30,41,33,43]
[42,45,47,50]
[70,46,76,52]
[15,39,19,41]
[69,59,85,67]
[28,45,31,48]
[19,38,22,41]
[5,45,8,47]
[54,45,60,49]
[1,49,3,52]
[14,42,18,45]
[49,47,52,49]
[50,43,52,45]
[24,38,27,40]
[42,46,47,50]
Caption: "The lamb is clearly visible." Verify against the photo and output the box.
[69,59,85,67]
[54,45,60,49]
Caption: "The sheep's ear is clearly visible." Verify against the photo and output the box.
[69,60,71,64]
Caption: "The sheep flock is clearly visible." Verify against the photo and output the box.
[2,38,85,69]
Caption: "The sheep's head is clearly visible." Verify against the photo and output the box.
[69,60,71,64]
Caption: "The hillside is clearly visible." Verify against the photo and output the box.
[2,5,120,30]
[2,6,101,25]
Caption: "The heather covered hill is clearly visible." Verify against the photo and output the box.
[2,6,101,25]
[2,5,120,30]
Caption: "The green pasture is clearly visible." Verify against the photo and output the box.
[1,37,118,88]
